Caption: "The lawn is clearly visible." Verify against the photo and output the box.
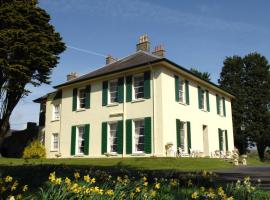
[0,157,234,171]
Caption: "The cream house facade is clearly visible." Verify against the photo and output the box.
[34,36,234,158]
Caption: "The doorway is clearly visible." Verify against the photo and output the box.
[203,125,209,156]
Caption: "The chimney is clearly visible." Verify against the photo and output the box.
[66,72,78,81]
[136,34,150,52]
[106,55,117,64]
[152,45,165,57]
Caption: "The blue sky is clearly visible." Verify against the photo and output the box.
[10,0,270,129]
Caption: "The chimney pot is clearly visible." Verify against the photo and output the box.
[106,55,117,64]
[152,44,165,57]
[66,72,78,81]
[136,34,150,52]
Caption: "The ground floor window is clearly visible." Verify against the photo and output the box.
[51,133,59,151]
[179,122,185,151]
[134,119,145,153]
[108,122,118,153]
[77,126,85,154]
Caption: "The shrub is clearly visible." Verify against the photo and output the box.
[22,140,46,159]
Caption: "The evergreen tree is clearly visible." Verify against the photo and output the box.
[190,68,211,81]
[0,0,65,146]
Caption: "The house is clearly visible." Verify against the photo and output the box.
[34,35,234,158]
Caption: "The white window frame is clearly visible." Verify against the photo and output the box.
[133,73,144,100]
[201,89,207,111]
[219,97,225,116]
[108,122,118,153]
[178,78,185,104]
[78,88,86,109]
[133,119,145,153]
[51,133,59,151]
[76,126,85,155]
[52,104,60,120]
[179,122,187,152]
[108,79,118,104]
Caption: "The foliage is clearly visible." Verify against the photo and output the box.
[219,53,270,160]
[0,0,65,144]
[22,140,46,159]
[190,68,211,81]
[1,171,269,200]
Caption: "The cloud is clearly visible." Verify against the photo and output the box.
[40,0,263,33]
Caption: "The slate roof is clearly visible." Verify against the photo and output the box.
[54,51,162,88]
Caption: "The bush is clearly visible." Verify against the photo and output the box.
[22,140,46,159]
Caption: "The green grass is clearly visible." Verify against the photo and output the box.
[247,151,270,166]
[0,157,234,171]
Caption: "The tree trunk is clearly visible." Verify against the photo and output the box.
[0,116,10,148]
[257,143,266,161]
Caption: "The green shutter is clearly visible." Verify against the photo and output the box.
[222,97,226,117]
[126,119,132,154]
[85,85,91,109]
[117,120,123,154]
[225,130,228,151]
[144,71,151,99]
[187,121,191,154]
[216,95,220,114]
[126,76,132,102]
[117,77,124,103]
[84,124,90,155]
[198,86,202,109]
[185,80,190,105]
[102,81,108,106]
[176,119,181,148]
[101,122,107,154]
[71,126,76,155]
[206,90,210,112]
[218,128,223,151]
[175,76,179,102]
[144,117,152,154]
[72,88,77,111]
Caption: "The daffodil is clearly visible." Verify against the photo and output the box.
[143,181,148,186]
[154,182,160,189]
[84,175,90,183]
[90,178,96,184]
[55,178,62,185]
[48,172,56,182]
[191,191,198,199]
[135,186,141,193]
[5,176,13,183]
[65,177,71,185]
[22,185,28,192]
[11,181,18,191]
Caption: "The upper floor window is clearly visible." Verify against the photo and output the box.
[108,122,118,153]
[109,79,118,104]
[51,133,59,151]
[78,88,86,109]
[53,104,60,120]
[134,74,144,99]
[216,95,226,117]
[198,87,210,112]
[134,119,145,153]
[175,76,190,105]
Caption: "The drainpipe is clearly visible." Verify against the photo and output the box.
[122,75,126,158]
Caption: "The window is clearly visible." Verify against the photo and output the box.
[219,98,224,116]
[179,122,185,150]
[201,90,206,110]
[108,123,118,153]
[134,74,144,99]
[53,104,60,120]
[178,79,184,103]
[109,80,118,103]
[51,133,59,151]
[78,88,86,109]
[134,120,145,153]
[77,126,85,154]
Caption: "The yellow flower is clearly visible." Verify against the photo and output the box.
[143,176,147,182]
[200,186,205,192]
[150,190,156,197]
[143,181,148,186]
[22,185,28,192]
[74,172,80,179]
[227,197,234,200]
[65,177,71,185]
[154,183,160,189]
[90,178,96,184]
[16,194,23,200]
[7,196,15,200]
[84,175,90,183]
[48,172,56,182]
[191,192,198,199]
[135,186,141,193]
[105,189,114,196]
[11,181,18,191]
[55,178,62,185]
[5,176,13,183]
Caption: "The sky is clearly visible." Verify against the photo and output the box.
[10,0,270,130]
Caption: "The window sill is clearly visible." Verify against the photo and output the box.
[76,108,86,112]
[218,114,225,117]
[131,153,146,156]
[106,103,119,107]
[200,109,208,113]
[104,152,118,157]
[131,99,145,103]
[73,154,85,157]
[51,119,60,122]
[50,150,59,152]
[179,102,187,106]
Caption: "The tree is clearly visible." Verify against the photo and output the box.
[218,56,249,155]
[219,53,270,160]
[190,68,211,81]
[0,0,65,146]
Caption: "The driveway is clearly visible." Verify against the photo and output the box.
[215,166,270,190]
